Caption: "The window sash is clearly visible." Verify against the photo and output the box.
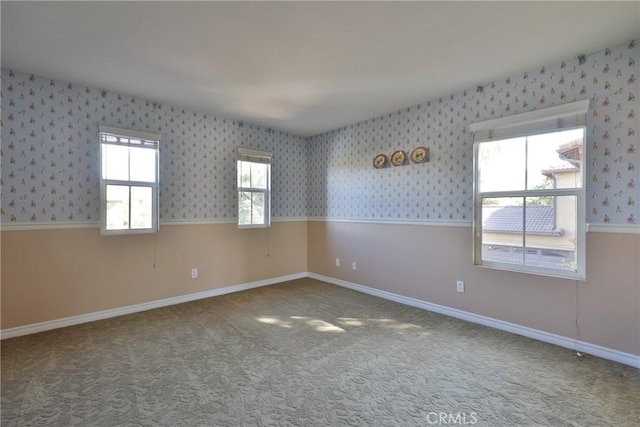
[473,177,586,279]
[473,196,586,279]
[238,188,269,227]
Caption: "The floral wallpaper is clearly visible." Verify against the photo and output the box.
[308,39,639,225]
[1,39,638,226]
[1,70,308,223]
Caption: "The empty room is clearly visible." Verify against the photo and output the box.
[1,1,639,426]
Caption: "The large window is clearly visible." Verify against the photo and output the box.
[99,125,160,235]
[237,147,272,228]
[470,100,589,279]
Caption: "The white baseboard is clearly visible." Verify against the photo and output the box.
[0,272,306,340]
[3,271,638,369]
[308,273,640,369]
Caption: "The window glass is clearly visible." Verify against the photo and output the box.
[106,185,130,230]
[103,144,129,181]
[238,191,252,225]
[251,192,265,222]
[481,197,524,265]
[131,186,153,229]
[523,195,577,270]
[130,147,156,182]
[250,163,268,189]
[238,161,251,188]
[478,137,526,192]
[527,129,583,190]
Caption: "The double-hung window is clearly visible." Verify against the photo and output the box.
[237,147,272,228]
[99,125,160,235]
[470,100,589,279]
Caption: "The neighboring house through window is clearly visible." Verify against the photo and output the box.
[237,147,272,228]
[99,125,160,235]
[470,100,589,279]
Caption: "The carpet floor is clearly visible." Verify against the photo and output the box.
[2,278,639,426]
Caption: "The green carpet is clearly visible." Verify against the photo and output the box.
[2,278,639,426]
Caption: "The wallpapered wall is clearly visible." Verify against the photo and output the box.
[1,69,308,223]
[308,39,639,225]
[1,39,638,226]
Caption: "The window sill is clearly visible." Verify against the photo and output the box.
[474,261,586,281]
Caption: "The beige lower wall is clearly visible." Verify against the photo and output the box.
[1,221,307,329]
[2,219,638,358]
[307,221,640,356]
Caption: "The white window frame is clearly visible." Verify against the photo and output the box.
[99,125,160,235]
[470,100,589,280]
[237,147,272,228]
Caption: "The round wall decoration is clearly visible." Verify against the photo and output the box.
[373,153,388,169]
[390,150,407,166]
[410,146,428,163]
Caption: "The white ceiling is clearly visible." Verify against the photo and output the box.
[2,1,639,137]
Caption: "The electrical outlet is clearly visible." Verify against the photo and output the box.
[352,261,357,271]
[456,280,464,293]
[191,268,198,279]
[336,258,340,267]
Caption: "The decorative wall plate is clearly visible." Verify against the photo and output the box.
[373,153,388,169]
[411,146,428,163]
[390,150,407,166]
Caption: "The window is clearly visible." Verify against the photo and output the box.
[237,147,272,228]
[99,125,160,235]
[470,100,589,279]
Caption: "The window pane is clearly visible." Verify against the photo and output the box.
[103,144,129,181]
[238,161,251,188]
[106,185,130,230]
[481,197,524,265]
[238,191,266,226]
[131,186,153,229]
[524,196,577,270]
[251,192,265,224]
[527,128,584,190]
[130,147,156,182]
[238,191,252,225]
[478,138,526,192]
[250,163,268,189]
